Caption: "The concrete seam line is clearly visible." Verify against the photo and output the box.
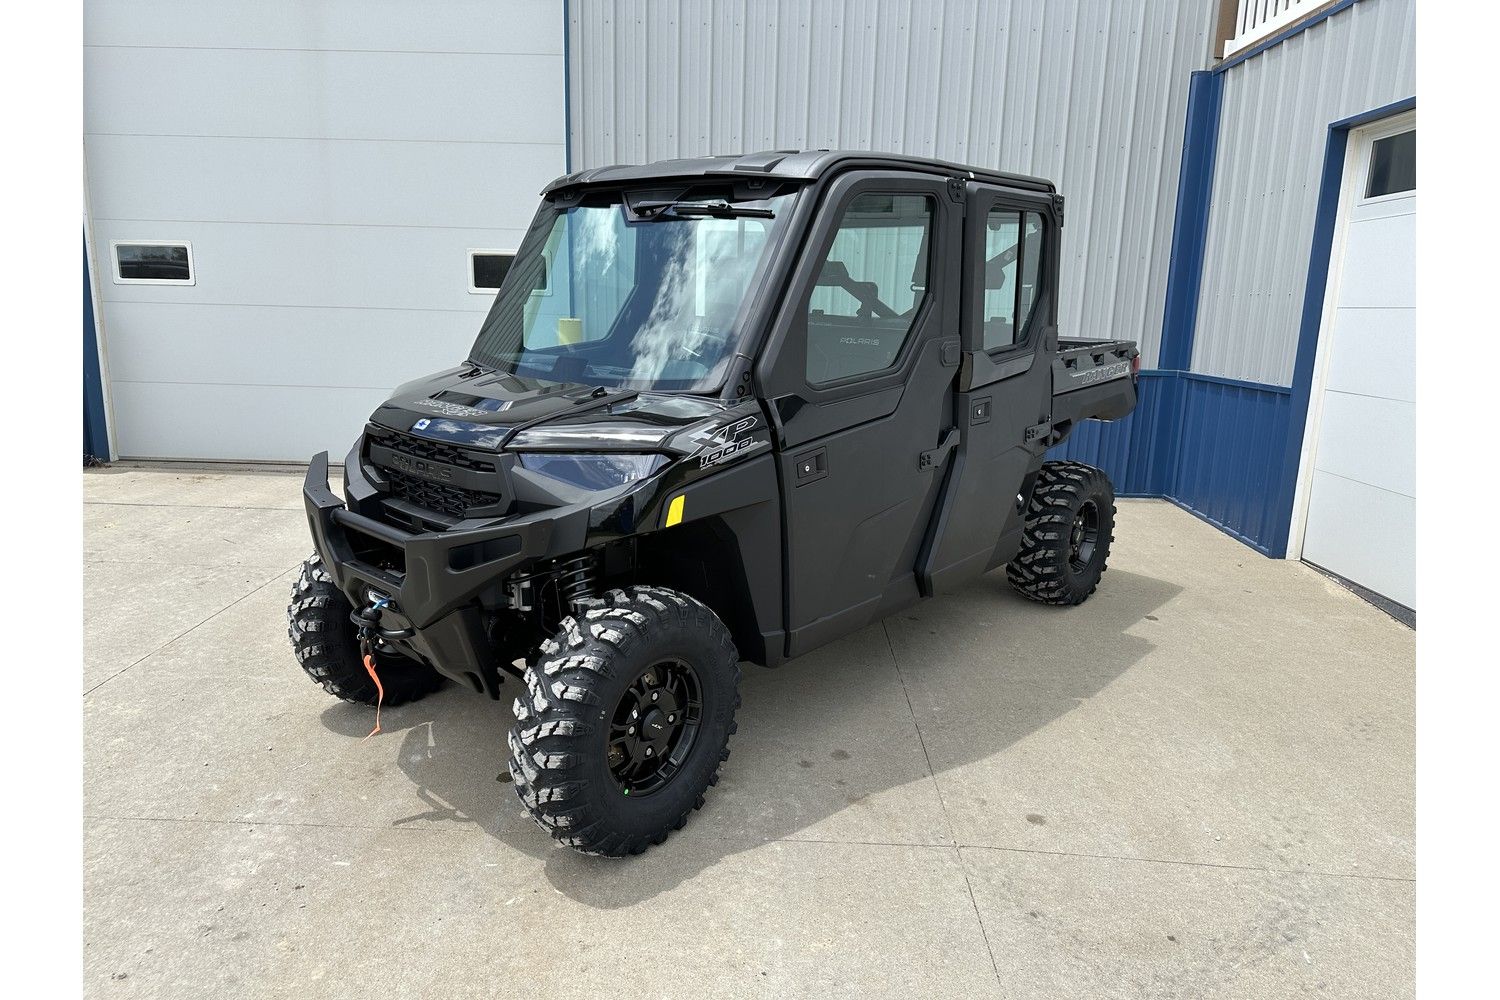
[958,842,1414,884]
[882,621,1003,988]
[82,565,297,697]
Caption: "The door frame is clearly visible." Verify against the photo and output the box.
[1285,107,1415,561]
[755,168,959,423]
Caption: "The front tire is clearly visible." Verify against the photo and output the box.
[507,585,741,857]
[286,555,444,706]
[1006,461,1116,606]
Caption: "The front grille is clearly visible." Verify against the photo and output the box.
[365,424,503,518]
[382,468,501,518]
[366,427,495,471]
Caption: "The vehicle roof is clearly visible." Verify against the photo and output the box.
[542,149,1055,196]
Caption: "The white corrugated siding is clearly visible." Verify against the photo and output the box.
[568,0,1218,367]
[1191,0,1415,385]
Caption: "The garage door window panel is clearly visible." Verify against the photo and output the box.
[1364,129,1416,200]
[113,242,194,285]
[806,193,934,385]
[470,250,517,294]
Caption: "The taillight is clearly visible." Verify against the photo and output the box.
[1131,354,1141,381]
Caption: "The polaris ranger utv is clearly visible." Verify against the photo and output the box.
[289,150,1137,856]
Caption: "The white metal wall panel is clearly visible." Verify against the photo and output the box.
[84,0,565,461]
[84,47,564,145]
[568,0,1218,367]
[83,0,562,54]
[1191,0,1415,385]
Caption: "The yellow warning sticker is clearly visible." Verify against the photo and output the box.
[665,494,685,527]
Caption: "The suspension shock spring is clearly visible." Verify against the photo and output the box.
[555,553,598,612]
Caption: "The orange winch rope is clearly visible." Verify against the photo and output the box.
[362,652,385,739]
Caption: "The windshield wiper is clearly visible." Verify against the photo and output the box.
[641,198,775,220]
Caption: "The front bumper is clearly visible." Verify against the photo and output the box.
[303,452,591,687]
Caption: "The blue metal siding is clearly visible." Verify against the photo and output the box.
[84,238,109,461]
[1051,372,1292,556]
[1051,372,1177,498]
[1157,70,1223,372]
[1171,377,1292,555]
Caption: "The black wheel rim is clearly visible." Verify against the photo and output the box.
[1069,500,1100,573]
[606,659,703,797]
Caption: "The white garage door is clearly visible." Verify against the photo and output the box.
[1298,113,1415,611]
[84,0,565,462]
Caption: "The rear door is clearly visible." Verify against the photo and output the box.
[757,170,961,657]
[919,182,1058,593]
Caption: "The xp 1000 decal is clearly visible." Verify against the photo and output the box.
[692,415,769,469]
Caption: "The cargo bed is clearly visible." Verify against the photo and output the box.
[1051,337,1139,435]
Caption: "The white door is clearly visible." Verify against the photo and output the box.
[1296,113,1416,610]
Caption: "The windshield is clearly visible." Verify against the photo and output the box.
[470,189,796,392]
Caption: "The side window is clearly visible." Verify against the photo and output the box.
[981,208,1044,351]
[806,193,934,384]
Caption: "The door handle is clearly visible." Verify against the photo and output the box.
[793,447,828,486]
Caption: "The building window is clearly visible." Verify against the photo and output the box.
[469,250,514,293]
[471,249,548,295]
[112,242,194,284]
[805,193,934,384]
[1365,129,1416,199]
[981,209,1045,352]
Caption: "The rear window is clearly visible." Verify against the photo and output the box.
[980,209,1044,352]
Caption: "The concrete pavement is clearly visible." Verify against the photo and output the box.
[83,465,1414,998]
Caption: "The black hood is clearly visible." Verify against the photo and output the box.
[369,365,735,453]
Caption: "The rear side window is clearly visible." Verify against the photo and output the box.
[980,209,1044,351]
[805,193,934,383]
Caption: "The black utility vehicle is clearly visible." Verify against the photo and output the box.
[289,151,1137,856]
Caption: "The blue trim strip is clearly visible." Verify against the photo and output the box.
[1267,95,1415,557]
[1178,370,1292,395]
[1144,368,1293,394]
[561,0,573,172]
[1156,70,1223,372]
[1215,0,1361,73]
[1329,96,1418,132]
[83,236,109,461]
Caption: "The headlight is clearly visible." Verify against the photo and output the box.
[515,452,669,490]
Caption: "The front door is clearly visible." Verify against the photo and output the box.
[758,171,960,657]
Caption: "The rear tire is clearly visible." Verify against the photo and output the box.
[507,585,741,857]
[1006,461,1116,606]
[286,555,444,706]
